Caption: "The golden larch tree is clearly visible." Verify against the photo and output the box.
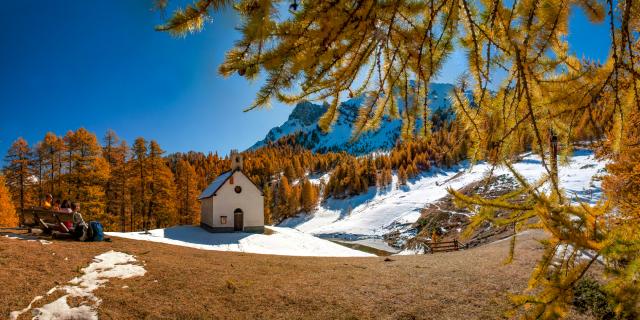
[0,174,18,227]
[175,158,200,225]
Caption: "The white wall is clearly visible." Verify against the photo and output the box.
[200,198,213,227]
[201,171,264,229]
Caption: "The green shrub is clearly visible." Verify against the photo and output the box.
[572,278,615,319]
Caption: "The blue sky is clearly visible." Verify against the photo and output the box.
[0,1,611,157]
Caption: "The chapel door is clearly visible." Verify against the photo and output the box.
[234,209,244,231]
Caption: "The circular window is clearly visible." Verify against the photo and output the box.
[234,186,242,194]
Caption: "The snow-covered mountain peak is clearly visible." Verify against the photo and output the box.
[251,83,458,154]
[287,100,328,126]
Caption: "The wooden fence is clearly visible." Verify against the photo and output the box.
[413,237,464,253]
[429,239,462,253]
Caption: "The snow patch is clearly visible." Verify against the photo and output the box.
[10,251,146,320]
[30,296,96,320]
[10,296,43,320]
[395,248,423,256]
[2,233,39,241]
[106,226,373,257]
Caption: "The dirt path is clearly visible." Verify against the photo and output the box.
[1,230,590,319]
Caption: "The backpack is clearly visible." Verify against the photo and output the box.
[89,221,104,242]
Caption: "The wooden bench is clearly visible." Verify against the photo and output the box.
[22,208,74,235]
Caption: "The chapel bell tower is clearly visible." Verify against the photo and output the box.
[230,149,243,171]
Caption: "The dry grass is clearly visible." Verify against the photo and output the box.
[1,229,592,319]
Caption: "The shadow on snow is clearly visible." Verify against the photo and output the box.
[161,226,252,246]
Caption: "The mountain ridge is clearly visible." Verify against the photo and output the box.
[251,82,457,155]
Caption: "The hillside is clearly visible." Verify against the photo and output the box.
[251,83,457,155]
[280,149,606,250]
[1,228,594,319]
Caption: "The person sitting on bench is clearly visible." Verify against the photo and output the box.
[59,200,73,230]
[72,202,89,241]
[52,199,61,211]
[60,200,72,213]
[43,194,53,209]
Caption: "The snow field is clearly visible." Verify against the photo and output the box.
[106,226,374,257]
[281,150,607,240]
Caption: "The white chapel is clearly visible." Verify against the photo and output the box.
[198,150,264,233]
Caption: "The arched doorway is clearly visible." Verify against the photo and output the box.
[234,208,244,231]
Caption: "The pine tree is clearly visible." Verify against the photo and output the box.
[0,174,18,227]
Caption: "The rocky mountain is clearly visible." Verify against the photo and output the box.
[251,83,457,155]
